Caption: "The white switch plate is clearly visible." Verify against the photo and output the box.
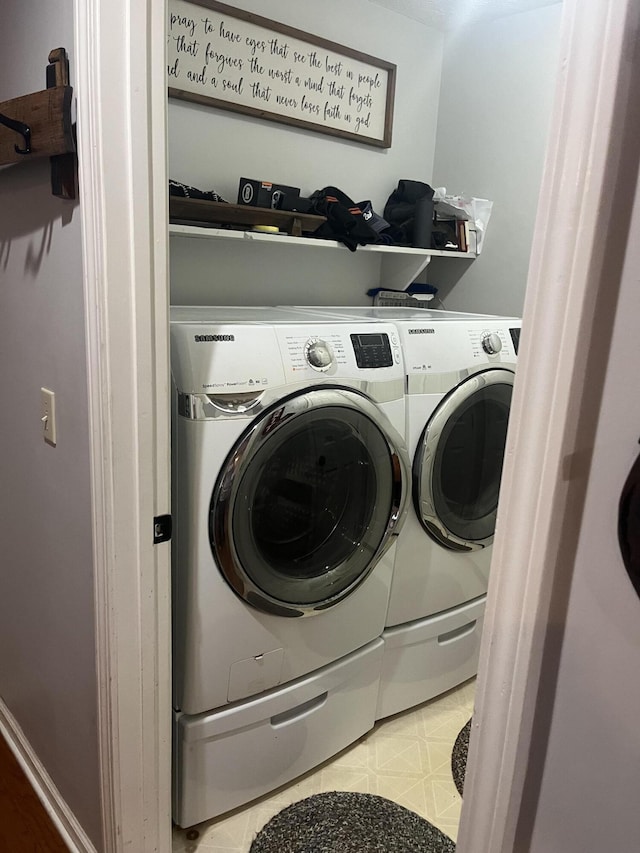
[41,387,57,446]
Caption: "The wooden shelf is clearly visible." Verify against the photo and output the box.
[0,48,76,198]
[169,197,326,236]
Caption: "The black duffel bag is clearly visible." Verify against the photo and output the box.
[309,186,380,252]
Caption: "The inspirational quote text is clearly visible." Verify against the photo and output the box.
[167,0,393,145]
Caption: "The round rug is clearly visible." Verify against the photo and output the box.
[451,719,472,797]
[250,791,455,853]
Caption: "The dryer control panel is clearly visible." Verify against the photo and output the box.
[350,333,393,369]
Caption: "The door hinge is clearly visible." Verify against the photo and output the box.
[153,514,172,544]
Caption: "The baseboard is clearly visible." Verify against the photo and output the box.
[0,697,98,853]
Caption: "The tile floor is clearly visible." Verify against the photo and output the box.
[172,677,474,852]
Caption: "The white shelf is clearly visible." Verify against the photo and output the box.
[168,223,475,302]
[169,223,474,256]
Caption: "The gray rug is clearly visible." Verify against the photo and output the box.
[451,719,472,797]
[250,791,455,852]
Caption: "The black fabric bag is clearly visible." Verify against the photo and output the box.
[383,180,435,248]
[169,179,227,203]
[309,186,380,252]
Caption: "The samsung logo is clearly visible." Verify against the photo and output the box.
[408,328,435,335]
[194,334,235,342]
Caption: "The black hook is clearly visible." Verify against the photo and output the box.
[0,112,32,155]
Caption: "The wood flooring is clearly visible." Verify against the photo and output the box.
[0,733,68,852]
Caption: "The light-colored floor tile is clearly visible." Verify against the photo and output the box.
[423,738,459,775]
[197,847,243,853]
[377,710,422,738]
[316,767,374,794]
[420,706,470,740]
[198,810,256,849]
[374,733,425,774]
[174,678,474,850]
[436,818,462,843]
[330,739,371,770]
[431,778,463,820]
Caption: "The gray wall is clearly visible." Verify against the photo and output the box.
[169,1,562,315]
[168,0,445,306]
[430,4,562,316]
[169,0,444,209]
[0,2,102,848]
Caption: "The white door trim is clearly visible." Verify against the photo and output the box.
[74,0,171,850]
[457,0,640,850]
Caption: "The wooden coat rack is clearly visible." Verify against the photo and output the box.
[0,48,76,199]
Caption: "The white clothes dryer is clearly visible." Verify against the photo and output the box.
[285,307,521,717]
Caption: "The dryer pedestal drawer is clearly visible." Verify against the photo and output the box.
[376,597,485,721]
[173,639,383,828]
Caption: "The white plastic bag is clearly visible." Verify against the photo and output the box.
[433,189,493,254]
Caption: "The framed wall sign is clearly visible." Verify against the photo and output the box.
[167,0,396,148]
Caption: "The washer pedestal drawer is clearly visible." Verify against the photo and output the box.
[173,638,383,828]
[376,597,485,721]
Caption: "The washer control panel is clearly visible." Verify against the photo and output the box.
[468,327,514,361]
[400,322,519,374]
[304,338,335,371]
[481,331,503,355]
[350,332,393,369]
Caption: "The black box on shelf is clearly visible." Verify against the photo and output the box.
[237,178,301,210]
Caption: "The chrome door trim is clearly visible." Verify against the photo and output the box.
[407,362,517,396]
[416,368,515,552]
[211,387,410,617]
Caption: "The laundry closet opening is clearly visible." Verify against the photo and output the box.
[167,0,562,845]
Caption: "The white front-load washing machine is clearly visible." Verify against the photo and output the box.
[284,306,521,718]
[376,308,521,718]
[170,306,409,826]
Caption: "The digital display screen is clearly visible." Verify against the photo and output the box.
[350,333,392,369]
[509,328,521,355]
[354,334,385,348]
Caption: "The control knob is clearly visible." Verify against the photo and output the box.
[305,338,334,371]
[481,332,502,355]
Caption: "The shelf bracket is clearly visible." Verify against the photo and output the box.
[0,47,76,198]
[46,48,76,199]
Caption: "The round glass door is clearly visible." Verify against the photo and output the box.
[414,369,514,551]
[210,388,407,616]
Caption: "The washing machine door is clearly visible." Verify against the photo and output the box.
[210,387,408,617]
[414,368,514,551]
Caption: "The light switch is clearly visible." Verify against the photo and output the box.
[41,387,57,446]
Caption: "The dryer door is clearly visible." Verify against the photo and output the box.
[414,368,514,551]
[210,387,407,616]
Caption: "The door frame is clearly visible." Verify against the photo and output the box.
[77,0,638,850]
[74,0,171,850]
[456,0,640,850]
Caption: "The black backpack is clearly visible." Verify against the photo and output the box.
[383,180,435,248]
[309,186,380,252]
